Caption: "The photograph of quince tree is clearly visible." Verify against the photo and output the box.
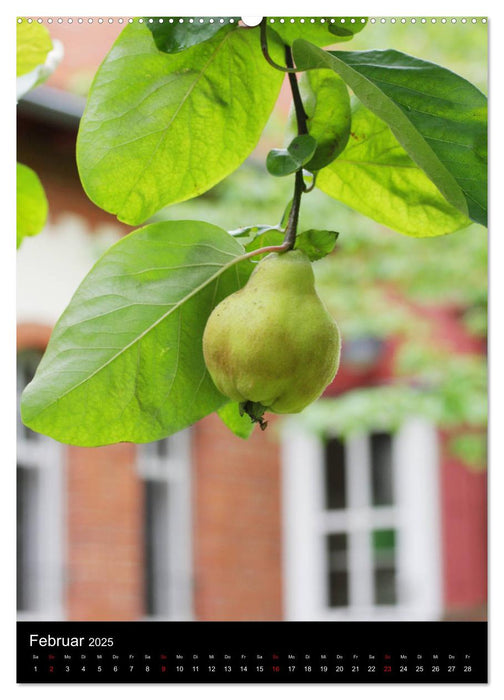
[19,16,487,446]
[17,16,487,622]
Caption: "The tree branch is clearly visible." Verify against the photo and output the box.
[283,45,308,249]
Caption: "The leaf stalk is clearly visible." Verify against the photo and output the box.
[259,19,299,73]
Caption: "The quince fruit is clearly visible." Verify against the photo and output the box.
[202,249,340,427]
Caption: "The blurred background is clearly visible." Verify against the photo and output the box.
[17,16,487,622]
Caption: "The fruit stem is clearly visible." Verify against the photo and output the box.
[240,242,292,259]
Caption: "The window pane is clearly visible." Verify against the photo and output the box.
[327,533,348,607]
[17,350,43,442]
[324,437,346,510]
[143,479,169,616]
[144,439,170,460]
[370,432,393,506]
[155,439,169,459]
[372,529,397,605]
[17,465,38,611]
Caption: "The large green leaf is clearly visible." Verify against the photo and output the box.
[16,163,48,248]
[292,41,487,227]
[146,16,239,53]
[317,104,471,237]
[21,221,253,446]
[16,20,52,76]
[270,17,367,47]
[77,23,284,226]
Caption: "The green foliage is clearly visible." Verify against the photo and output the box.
[296,69,351,171]
[395,346,487,427]
[293,41,487,227]
[297,369,486,441]
[16,163,48,248]
[317,103,471,237]
[310,220,487,468]
[230,223,282,246]
[266,134,317,177]
[21,222,254,446]
[230,222,338,263]
[16,20,52,76]
[315,221,487,341]
[77,22,284,225]
[218,402,255,439]
[448,434,486,471]
[244,229,284,257]
[297,385,441,436]
[270,17,367,47]
[16,22,58,247]
[294,229,339,261]
[345,19,487,93]
[146,16,239,53]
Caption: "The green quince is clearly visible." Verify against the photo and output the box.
[203,249,340,425]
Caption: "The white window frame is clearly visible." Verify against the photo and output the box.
[137,428,193,621]
[282,417,442,621]
[17,358,65,621]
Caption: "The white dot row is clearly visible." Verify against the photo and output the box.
[368,17,487,24]
[16,17,235,25]
[17,17,488,25]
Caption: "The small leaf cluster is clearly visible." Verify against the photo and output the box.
[16,20,56,247]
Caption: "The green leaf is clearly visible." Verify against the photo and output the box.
[17,20,53,76]
[232,223,339,262]
[245,229,285,259]
[21,221,254,446]
[218,402,255,439]
[16,163,48,248]
[77,22,284,226]
[295,229,339,261]
[229,224,279,246]
[231,225,285,259]
[297,69,351,171]
[292,41,487,227]
[317,104,471,237]
[266,134,317,177]
[146,17,240,53]
[270,17,367,47]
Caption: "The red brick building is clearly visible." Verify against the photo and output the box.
[16,19,486,624]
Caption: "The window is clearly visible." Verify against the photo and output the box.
[17,350,64,620]
[282,418,442,621]
[137,431,193,620]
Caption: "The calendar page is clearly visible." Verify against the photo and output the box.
[16,13,488,684]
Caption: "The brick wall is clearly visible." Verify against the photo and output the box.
[440,434,487,618]
[66,443,144,621]
[192,413,283,621]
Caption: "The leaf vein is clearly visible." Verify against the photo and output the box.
[33,253,245,415]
